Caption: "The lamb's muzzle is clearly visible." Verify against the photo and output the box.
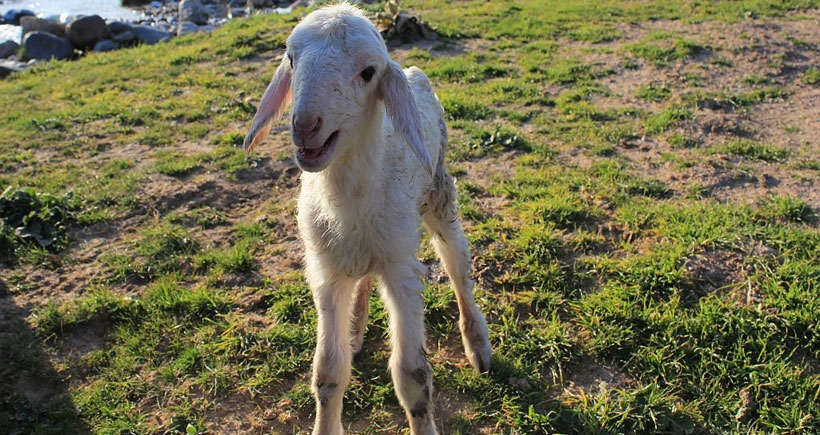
[243,3,491,434]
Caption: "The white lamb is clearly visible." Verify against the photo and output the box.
[243,3,491,434]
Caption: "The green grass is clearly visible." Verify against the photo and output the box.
[805,67,820,85]
[711,140,791,162]
[645,105,695,135]
[626,36,706,67]
[2,0,819,434]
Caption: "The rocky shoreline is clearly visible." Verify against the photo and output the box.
[0,0,313,78]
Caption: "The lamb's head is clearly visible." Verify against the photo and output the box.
[243,3,432,173]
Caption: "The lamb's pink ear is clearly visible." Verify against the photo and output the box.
[379,61,433,175]
[244,57,293,154]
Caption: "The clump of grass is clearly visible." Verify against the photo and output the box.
[755,195,816,224]
[668,134,698,149]
[636,82,671,101]
[713,140,790,162]
[804,68,820,86]
[102,222,199,282]
[453,125,530,160]
[167,207,227,229]
[425,55,511,83]
[698,87,789,110]
[627,178,673,199]
[743,74,771,86]
[542,59,613,84]
[567,23,621,43]
[440,98,492,120]
[644,106,694,134]
[406,47,433,61]
[212,132,245,147]
[627,37,705,67]
[31,287,124,337]
[154,151,204,176]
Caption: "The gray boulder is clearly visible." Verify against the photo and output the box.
[108,21,135,35]
[93,39,120,52]
[179,0,208,25]
[177,21,200,36]
[132,25,172,45]
[66,15,111,50]
[113,30,137,44]
[0,40,20,59]
[20,16,66,38]
[0,59,29,78]
[23,31,74,61]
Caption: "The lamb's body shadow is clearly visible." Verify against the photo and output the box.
[0,280,90,435]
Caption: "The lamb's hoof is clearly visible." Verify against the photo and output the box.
[465,339,492,373]
[460,315,491,373]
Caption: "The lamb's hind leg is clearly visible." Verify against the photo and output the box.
[423,179,491,372]
[351,275,372,354]
[309,270,355,435]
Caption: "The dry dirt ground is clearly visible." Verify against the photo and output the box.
[1,9,818,434]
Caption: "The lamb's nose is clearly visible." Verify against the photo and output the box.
[293,115,322,141]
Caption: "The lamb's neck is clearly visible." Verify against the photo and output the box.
[319,109,388,207]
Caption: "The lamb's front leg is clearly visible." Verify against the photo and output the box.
[309,270,355,435]
[380,262,438,435]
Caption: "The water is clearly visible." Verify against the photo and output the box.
[1,0,140,43]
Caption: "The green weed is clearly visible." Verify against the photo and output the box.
[713,140,790,162]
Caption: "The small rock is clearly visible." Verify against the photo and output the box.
[23,31,74,61]
[154,23,174,33]
[0,59,29,78]
[180,0,208,25]
[229,8,247,18]
[20,16,66,38]
[230,0,246,7]
[248,0,274,8]
[66,15,111,50]
[203,4,225,18]
[132,25,172,45]
[0,40,20,59]
[177,21,200,36]
[92,39,120,52]
[148,1,163,9]
[4,9,36,26]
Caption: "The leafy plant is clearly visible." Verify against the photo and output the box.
[0,186,78,259]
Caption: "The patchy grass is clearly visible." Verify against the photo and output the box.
[626,36,706,67]
[711,140,791,162]
[1,1,819,434]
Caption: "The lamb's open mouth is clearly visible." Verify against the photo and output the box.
[296,130,339,168]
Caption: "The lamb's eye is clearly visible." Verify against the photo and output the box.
[360,66,376,83]
[287,54,293,68]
